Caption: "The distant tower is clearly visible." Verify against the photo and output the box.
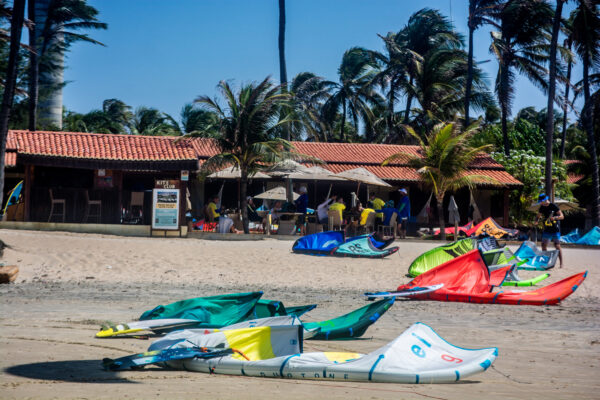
[35,0,63,130]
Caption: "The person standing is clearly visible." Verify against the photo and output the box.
[535,193,564,268]
[397,188,411,239]
[317,196,334,226]
[294,186,309,235]
[207,195,221,221]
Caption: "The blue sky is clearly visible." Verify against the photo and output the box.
[63,0,581,125]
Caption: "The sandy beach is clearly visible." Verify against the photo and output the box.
[0,228,598,400]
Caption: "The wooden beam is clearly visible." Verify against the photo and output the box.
[23,165,33,222]
[503,189,509,227]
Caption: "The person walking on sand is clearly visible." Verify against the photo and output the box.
[535,193,564,268]
[396,188,411,239]
[294,186,309,235]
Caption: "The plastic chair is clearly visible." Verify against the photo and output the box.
[357,211,376,235]
[327,210,344,231]
[83,190,102,223]
[48,189,66,222]
[377,212,397,238]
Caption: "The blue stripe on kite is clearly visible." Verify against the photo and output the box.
[543,299,547,305]
[518,299,522,305]
[368,354,385,381]
[480,359,492,370]
[279,354,300,377]
[492,291,502,303]
[241,367,246,376]
[325,330,330,340]
[349,327,353,336]
[411,332,431,347]
[572,285,578,292]
[455,370,460,381]
[493,348,498,356]
[584,271,588,278]
[415,374,420,384]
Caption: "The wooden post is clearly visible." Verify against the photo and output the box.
[503,189,509,227]
[23,165,33,222]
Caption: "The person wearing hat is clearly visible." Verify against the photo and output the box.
[396,188,411,239]
[535,193,564,268]
[294,186,309,235]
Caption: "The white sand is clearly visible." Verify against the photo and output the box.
[0,229,598,399]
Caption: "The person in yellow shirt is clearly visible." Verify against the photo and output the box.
[328,196,346,221]
[368,193,385,222]
[206,196,221,221]
[358,203,376,226]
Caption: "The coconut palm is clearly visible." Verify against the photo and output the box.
[287,72,332,141]
[570,0,600,226]
[544,0,567,197]
[490,0,553,156]
[179,103,219,136]
[192,77,299,233]
[30,0,106,130]
[322,47,382,142]
[560,14,575,158]
[0,0,25,207]
[130,107,180,136]
[383,122,493,240]
[465,0,501,126]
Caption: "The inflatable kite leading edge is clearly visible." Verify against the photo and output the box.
[105,322,498,384]
[292,231,399,258]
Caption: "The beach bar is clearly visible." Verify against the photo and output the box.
[2,130,522,236]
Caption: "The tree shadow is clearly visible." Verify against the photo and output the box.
[5,360,139,384]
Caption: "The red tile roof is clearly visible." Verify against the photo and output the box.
[8,130,198,161]
[567,173,584,184]
[6,131,521,187]
[5,151,16,167]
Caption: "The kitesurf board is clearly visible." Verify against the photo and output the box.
[364,284,443,300]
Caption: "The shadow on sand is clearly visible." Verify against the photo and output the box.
[5,360,139,384]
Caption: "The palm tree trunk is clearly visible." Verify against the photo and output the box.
[403,76,414,125]
[278,0,289,141]
[582,56,600,227]
[240,171,249,234]
[387,80,396,137]
[437,194,446,241]
[465,25,475,127]
[28,0,38,131]
[545,0,563,195]
[499,62,511,156]
[560,44,572,159]
[340,98,347,142]
[0,0,26,208]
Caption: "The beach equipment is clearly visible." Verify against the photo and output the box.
[408,238,478,277]
[433,222,474,237]
[560,227,600,245]
[97,292,388,340]
[482,241,558,271]
[393,250,586,305]
[111,322,497,383]
[463,217,518,238]
[527,198,583,213]
[292,231,398,258]
[302,298,394,340]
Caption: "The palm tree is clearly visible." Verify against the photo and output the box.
[545,0,566,197]
[193,77,298,233]
[178,103,219,136]
[570,0,600,226]
[383,122,493,240]
[465,0,501,126]
[31,0,106,129]
[287,72,332,141]
[131,107,180,136]
[560,14,575,159]
[0,0,25,207]
[490,0,553,155]
[322,47,381,142]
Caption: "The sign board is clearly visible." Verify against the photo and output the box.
[152,188,180,230]
[155,179,180,189]
[181,170,189,181]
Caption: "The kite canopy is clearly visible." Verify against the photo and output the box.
[139,292,264,326]
[303,298,394,340]
[464,217,518,238]
[136,322,497,384]
[513,241,558,270]
[292,231,398,258]
[559,227,600,245]
[408,238,478,277]
[397,250,586,305]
